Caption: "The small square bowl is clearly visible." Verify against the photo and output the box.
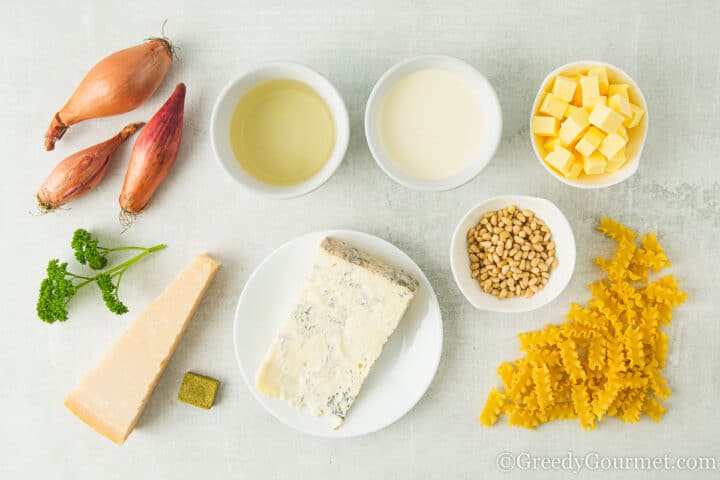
[450,195,576,313]
[530,61,649,189]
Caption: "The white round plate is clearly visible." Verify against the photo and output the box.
[234,230,443,438]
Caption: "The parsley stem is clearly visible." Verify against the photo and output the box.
[102,244,166,277]
[115,271,124,296]
[72,244,166,289]
[66,272,93,280]
[99,246,153,253]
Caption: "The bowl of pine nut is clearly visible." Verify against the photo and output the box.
[450,195,576,313]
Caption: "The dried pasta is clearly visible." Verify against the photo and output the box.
[479,218,687,430]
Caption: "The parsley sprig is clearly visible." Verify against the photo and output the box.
[37,229,166,324]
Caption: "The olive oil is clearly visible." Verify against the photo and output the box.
[230,79,335,185]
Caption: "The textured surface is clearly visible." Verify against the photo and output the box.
[1,0,718,478]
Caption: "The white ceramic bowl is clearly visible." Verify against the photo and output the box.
[365,55,502,191]
[530,61,649,189]
[450,195,576,313]
[211,62,350,199]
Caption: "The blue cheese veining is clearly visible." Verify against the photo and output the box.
[256,237,419,427]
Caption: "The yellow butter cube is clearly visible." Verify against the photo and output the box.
[532,116,559,136]
[580,75,600,99]
[566,162,583,178]
[552,75,577,103]
[559,108,590,145]
[545,146,576,174]
[565,104,581,118]
[589,104,625,133]
[587,65,609,95]
[543,136,562,152]
[539,93,569,119]
[623,103,645,128]
[583,151,607,175]
[605,148,627,173]
[608,84,630,100]
[616,125,628,140]
[609,94,632,118]
[598,132,628,160]
[571,75,584,106]
[582,96,607,110]
[575,126,605,157]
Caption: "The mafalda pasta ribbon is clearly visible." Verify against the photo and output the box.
[480,218,687,430]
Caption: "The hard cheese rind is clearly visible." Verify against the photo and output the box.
[64,254,220,445]
[256,237,419,427]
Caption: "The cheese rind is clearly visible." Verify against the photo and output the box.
[256,237,418,427]
[64,254,220,445]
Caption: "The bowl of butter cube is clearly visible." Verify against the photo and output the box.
[530,61,648,188]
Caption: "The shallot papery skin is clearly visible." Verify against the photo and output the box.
[37,123,144,210]
[119,83,185,215]
[44,39,172,151]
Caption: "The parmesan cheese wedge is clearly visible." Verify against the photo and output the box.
[64,254,220,445]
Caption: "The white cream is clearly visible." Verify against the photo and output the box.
[378,68,485,181]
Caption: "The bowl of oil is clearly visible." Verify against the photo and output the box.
[211,62,350,199]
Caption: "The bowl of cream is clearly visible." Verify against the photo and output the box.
[365,55,502,191]
[211,62,349,199]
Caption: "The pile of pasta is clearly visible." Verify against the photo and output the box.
[479,218,687,430]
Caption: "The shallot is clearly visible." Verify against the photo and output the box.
[44,38,172,151]
[119,83,185,220]
[37,123,144,211]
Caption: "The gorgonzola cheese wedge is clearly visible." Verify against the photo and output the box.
[256,237,419,427]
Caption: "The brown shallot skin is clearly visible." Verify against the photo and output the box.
[44,39,172,151]
[119,83,185,215]
[37,122,144,211]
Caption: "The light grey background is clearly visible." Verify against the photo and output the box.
[1,0,718,478]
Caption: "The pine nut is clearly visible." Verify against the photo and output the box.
[466,205,557,300]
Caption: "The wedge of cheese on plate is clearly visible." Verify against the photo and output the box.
[256,237,418,427]
[64,254,220,445]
